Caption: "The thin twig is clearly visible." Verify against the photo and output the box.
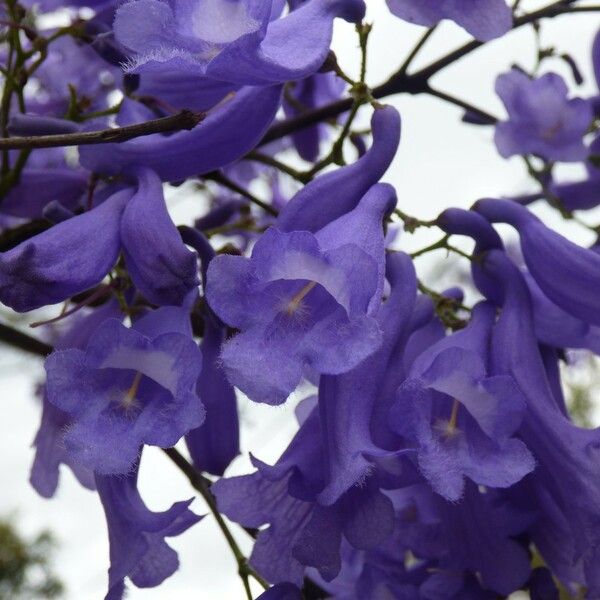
[397,26,437,76]
[0,323,51,356]
[205,171,279,216]
[425,86,498,124]
[163,448,269,597]
[0,110,205,150]
[260,0,587,145]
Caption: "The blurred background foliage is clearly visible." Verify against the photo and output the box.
[0,518,63,599]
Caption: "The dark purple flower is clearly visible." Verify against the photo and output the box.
[214,405,394,585]
[529,567,559,600]
[494,69,592,161]
[386,0,512,41]
[318,481,531,598]
[207,184,395,404]
[185,315,239,476]
[120,168,199,306]
[256,583,302,600]
[0,167,89,219]
[96,460,201,600]
[182,228,240,476]
[524,272,600,354]
[45,307,204,474]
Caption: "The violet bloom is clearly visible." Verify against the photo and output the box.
[0,166,88,219]
[114,0,365,85]
[0,168,199,312]
[386,0,512,41]
[475,198,600,327]
[482,250,600,595]
[318,482,530,598]
[494,69,592,161]
[391,302,534,501]
[524,272,600,355]
[317,251,417,506]
[96,461,201,600]
[549,134,600,211]
[256,583,302,600]
[278,105,401,233]
[181,228,240,476]
[80,85,283,181]
[30,300,124,498]
[214,405,394,585]
[283,71,345,162]
[45,307,204,475]
[207,183,395,404]
[25,35,119,117]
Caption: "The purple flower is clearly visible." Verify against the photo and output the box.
[494,69,592,162]
[283,71,345,162]
[80,85,283,181]
[25,35,119,117]
[513,31,600,210]
[277,105,401,233]
[206,184,395,404]
[114,0,365,84]
[256,583,302,600]
[529,568,559,600]
[45,307,204,474]
[120,168,199,306]
[30,300,124,498]
[0,167,88,219]
[96,461,201,600]
[0,168,199,312]
[318,481,531,598]
[475,198,600,327]
[214,405,394,585]
[185,315,239,475]
[386,0,512,41]
[0,187,129,312]
[549,134,600,211]
[481,250,600,595]
[524,272,600,354]
[182,229,240,476]
[317,251,417,506]
[391,302,534,501]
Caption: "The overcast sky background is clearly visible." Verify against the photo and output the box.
[1,1,600,598]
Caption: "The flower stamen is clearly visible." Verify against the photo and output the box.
[123,371,143,411]
[446,398,460,436]
[284,281,317,316]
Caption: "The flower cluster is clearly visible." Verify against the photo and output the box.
[1,0,600,599]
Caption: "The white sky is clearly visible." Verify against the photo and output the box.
[1,1,600,599]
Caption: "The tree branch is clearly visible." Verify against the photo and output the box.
[261,0,587,145]
[0,110,205,150]
[0,322,51,355]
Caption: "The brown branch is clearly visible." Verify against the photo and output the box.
[0,322,51,355]
[261,0,588,145]
[205,171,279,216]
[0,110,205,150]
[163,447,329,599]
